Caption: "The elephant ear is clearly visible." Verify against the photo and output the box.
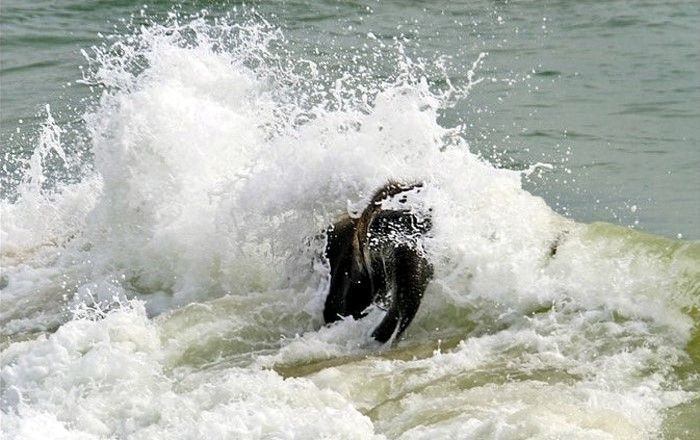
[323,217,358,324]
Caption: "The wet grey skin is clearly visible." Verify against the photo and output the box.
[323,182,433,343]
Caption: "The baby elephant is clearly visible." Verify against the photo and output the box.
[323,181,433,343]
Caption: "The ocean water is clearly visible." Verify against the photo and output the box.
[1,1,699,439]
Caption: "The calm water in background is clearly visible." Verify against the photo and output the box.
[2,0,699,238]
[2,1,700,439]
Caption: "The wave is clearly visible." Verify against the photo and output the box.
[1,12,698,439]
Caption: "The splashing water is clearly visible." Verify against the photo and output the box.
[1,13,698,439]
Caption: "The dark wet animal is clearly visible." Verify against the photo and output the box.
[323,181,433,343]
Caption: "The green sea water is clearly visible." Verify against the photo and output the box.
[1,1,699,439]
[2,0,698,238]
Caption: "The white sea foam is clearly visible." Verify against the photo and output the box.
[1,302,382,439]
[1,14,696,440]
